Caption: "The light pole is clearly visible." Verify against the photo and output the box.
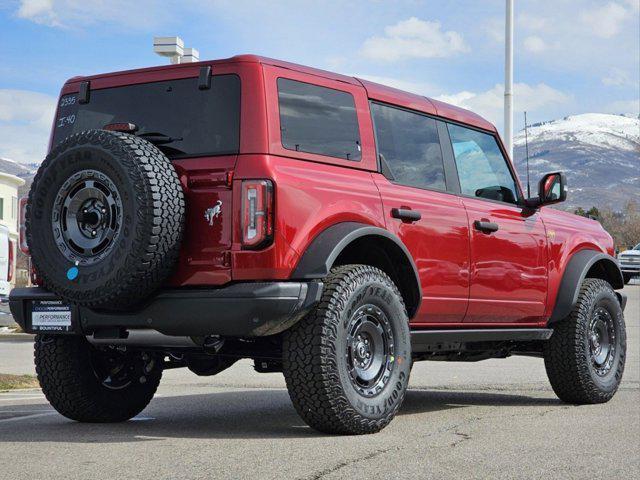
[504,0,514,159]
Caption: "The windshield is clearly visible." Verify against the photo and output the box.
[634,243,640,251]
[52,74,241,158]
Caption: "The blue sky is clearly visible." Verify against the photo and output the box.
[1,0,638,163]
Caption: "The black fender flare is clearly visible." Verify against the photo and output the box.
[291,222,422,314]
[549,249,625,323]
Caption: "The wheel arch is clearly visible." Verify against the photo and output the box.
[291,222,422,318]
[549,249,625,324]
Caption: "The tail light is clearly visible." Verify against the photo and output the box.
[7,239,14,282]
[19,196,29,255]
[241,180,274,249]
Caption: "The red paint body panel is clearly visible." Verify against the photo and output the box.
[231,154,384,281]
[429,98,497,133]
[357,79,437,116]
[167,156,236,287]
[48,55,616,328]
[373,176,470,325]
[540,208,614,319]
[462,198,548,324]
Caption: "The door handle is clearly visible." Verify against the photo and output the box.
[391,208,421,222]
[474,220,499,233]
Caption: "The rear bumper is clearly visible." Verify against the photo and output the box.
[9,282,322,338]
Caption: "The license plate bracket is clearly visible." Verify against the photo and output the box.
[30,300,73,333]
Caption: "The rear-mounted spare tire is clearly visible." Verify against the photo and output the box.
[27,130,185,310]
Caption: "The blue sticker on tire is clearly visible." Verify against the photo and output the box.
[66,266,79,281]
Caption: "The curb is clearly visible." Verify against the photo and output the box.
[0,333,34,341]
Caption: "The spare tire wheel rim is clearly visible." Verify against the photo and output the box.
[52,169,123,266]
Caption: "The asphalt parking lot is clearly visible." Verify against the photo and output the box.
[0,285,638,480]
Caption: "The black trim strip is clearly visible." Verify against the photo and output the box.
[436,119,461,195]
[411,328,552,352]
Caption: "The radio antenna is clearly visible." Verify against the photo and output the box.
[524,111,531,198]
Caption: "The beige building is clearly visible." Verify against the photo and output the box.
[0,171,25,241]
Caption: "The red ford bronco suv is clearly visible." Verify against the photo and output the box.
[10,55,627,435]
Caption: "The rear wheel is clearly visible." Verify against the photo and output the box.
[35,335,162,422]
[543,278,626,404]
[283,265,411,434]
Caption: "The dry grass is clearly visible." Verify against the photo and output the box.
[0,374,40,391]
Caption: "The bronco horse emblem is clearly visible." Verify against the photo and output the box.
[204,200,223,226]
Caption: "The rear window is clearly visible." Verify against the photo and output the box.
[277,78,361,160]
[53,74,241,158]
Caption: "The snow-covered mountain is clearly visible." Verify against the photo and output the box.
[0,157,37,178]
[513,113,639,210]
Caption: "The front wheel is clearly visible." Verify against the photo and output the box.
[543,278,626,404]
[35,335,162,422]
[283,265,412,434]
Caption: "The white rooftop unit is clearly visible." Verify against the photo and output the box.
[153,36,185,64]
[181,47,200,63]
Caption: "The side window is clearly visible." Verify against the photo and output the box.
[448,124,520,204]
[277,78,361,160]
[371,102,446,191]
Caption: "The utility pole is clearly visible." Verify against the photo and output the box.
[524,111,531,197]
[504,0,514,159]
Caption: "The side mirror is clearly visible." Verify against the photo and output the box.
[524,171,567,208]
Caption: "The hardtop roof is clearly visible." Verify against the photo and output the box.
[63,54,497,133]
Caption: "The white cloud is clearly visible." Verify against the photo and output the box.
[484,17,504,43]
[436,83,571,128]
[14,0,169,30]
[580,2,628,38]
[0,89,57,163]
[518,13,549,31]
[604,98,640,115]
[623,0,640,11]
[602,68,638,87]
[523,36,547,53]
[361,17,469,62]
[16,0,60,27]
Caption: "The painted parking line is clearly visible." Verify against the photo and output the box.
[0,412,57,423]
[0,392,45,402]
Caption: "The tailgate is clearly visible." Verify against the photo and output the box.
[167,155,236,286]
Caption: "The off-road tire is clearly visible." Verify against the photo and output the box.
[27,129,185,310]
[35,335,162,422]
[543,278,626,404]
[283,265,411,435]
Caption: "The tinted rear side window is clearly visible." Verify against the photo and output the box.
[371,102,446,191]
[277,78,361,160]
[53,75,241,158]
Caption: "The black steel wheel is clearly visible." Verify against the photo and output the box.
[52,169,123,266]
[588,307,616,377]
[346,304,395,397]
[544,278,626,404]
[27,130,185,310]
[283,265,411,435]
